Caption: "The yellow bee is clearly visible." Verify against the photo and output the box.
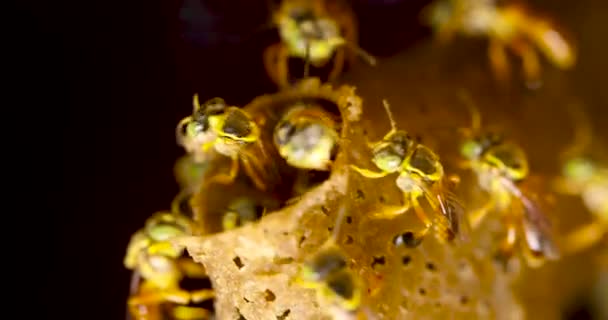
[350,100,465,245]
[264,0,376,88]
[221,195,280,231]
[456,93,559,266]
[274,102,340,171]
[174,154,209,192]
[176,94,274,191]
[294,206,364,319]
[557,156,608,254]
[553,106,608,255]
[124,212,214,320]
[422,0,576,86]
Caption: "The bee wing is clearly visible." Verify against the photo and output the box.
[420,182,468,242]
[126,270,141,320]
[436,189,471,243]
[499,177,560,260]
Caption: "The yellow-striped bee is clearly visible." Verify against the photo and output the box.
[456,93,559,266]
[294,206,364,319]
[274,102,340,171]
[124,212,214,320]
[264,0,375,88]
[351,100,465,245]
[423,0,576,86]
[176,94,274,191]
[553,106,607,255]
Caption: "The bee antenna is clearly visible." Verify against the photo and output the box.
[176,116,192,146]
[560,101,592,161]
[382,99,397,132]
[192,93,202,113]
[456,89,481,134]
[342,39,377,66]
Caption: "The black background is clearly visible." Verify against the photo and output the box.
[42,0,598,319]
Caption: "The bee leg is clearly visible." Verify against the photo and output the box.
[509,39,542,87]
[411,195,433,241]
[331,1,358,64]
[552,177,581,195]
[350,165,390,179]
[178,258,208,278]
[128,287,190,306]
[327,48,346,83]
[468,197,496,229]
[127,300,160,320]
[263,43,290,89]
[241,156,268,191]
[488,39,511,84]
[171,305,212,320]
[494,219,518,269]
[373,203,409,219]
[208,157,239,185]
[562,221,606,255]
[189,289,215,304]
[447,174,461,187]
[454,158,472,170]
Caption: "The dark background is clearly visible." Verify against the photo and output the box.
[45,0,601,319]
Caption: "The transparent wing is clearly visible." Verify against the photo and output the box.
[420,181,469,242]
[499,177,560,260]
[126,270,141,320]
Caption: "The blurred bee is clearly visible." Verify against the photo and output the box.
[221,195,279,231]
[553,105,608,255]
[294,206,365,319]
[174,154,209,192]
[171,155,209,221]
[456,92,559,266]
[264,0,376,88]
[350,100,466,245]
[422,0,576,86]
[176,94,274,191]
[274,102,340,171]
[124,212,214,320]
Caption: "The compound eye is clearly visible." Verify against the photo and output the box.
[373,146,404,172]
[387,131,415,158]
[274,120,296,147]
[186,121,206,137]
[202,98,227,115]
[222,109,253,139]
[460,140,482,159]
[290,8,316,24]
[409,146,440,177]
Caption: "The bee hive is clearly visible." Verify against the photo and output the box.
[176,74,527,319]
[132,0,608,318]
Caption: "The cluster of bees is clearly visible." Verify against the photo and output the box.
[123,0,606,319]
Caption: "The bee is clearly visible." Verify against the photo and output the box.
[174,154,209,192]
[557,156,608,254]
[350,100,466,245]
[274,102,340,171]
[553,106,608,255]
[294,206,365,319]
[221,195,279,231]
[422,0,576,86]
[456,93,559,266]
[124,212,214,320]
[176,94,274,192]
[263,0,376,88]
